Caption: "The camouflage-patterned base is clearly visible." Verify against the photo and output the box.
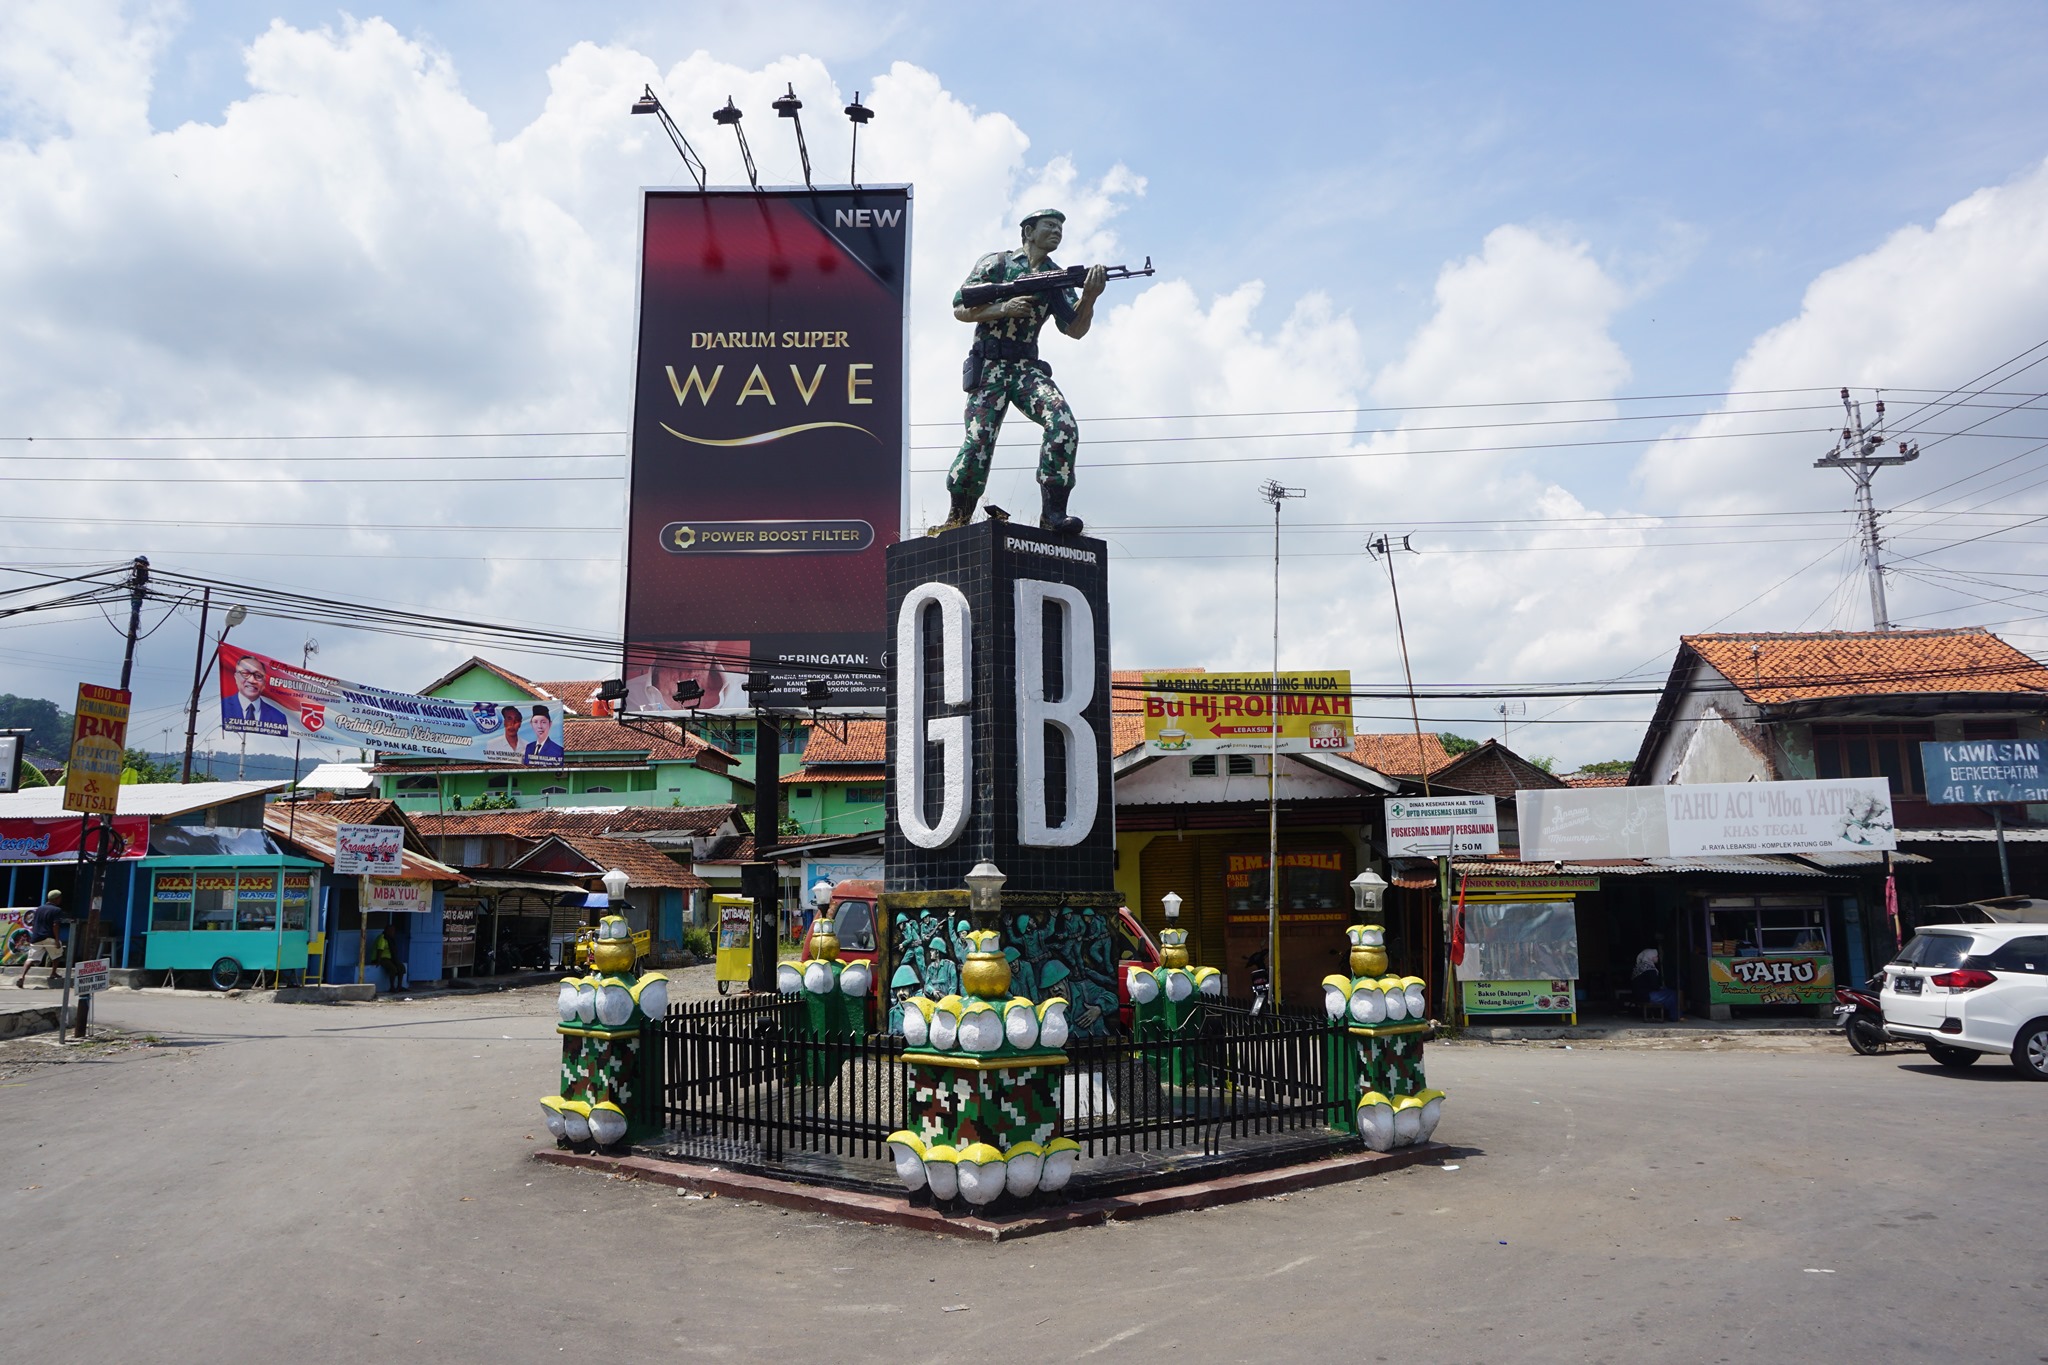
[1325,1030,1429,1133]
[1357,1031,1428,1095]
[907,1060,1062,1151]
[561,1031,638,1112]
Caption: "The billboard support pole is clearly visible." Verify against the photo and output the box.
[1993,805,2013,896]
[748,713,781,993]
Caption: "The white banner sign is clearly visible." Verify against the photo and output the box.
[334,823,404,877]
[363,878,432,913]
[1385,794,1500,857]
[1518,778,1895,860]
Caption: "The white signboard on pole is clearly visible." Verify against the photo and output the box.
[334,824,404,877]
[1518,778,1895,860]
[73,958,110,996]
[1385,795,1500,857]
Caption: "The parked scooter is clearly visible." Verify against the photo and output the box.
[1833,973,1890,1055]
[1245,949,1273,1017]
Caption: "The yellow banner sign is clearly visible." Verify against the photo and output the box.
[1143,672,1353,754]
[63,683,131,815]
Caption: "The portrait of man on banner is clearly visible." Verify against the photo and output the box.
[221,652,289,735]
[521,705,564,766]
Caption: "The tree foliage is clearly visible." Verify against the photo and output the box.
[1438,732,1480,756]
[1575,758,1633,776]
[0,693,72,755]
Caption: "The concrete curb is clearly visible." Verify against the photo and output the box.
[0,1004,66,1038]
[271,984,378,1005]
[533,1142,1448,1240]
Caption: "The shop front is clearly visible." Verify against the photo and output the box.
[1699,892,1836,1012]
[143,858,323,989]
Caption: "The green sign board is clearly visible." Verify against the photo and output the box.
[1461,979,1576,1015]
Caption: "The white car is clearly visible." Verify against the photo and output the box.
[1881,923,2048,1079]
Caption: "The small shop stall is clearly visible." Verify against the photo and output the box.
[1454,875,1589,1023]
[1220,845,1355,1003]
[1699,892,1835,1012]
[144,856,323,989]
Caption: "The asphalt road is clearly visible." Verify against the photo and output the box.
[3,984,2043,1363]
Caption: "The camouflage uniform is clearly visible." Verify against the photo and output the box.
[948,247,1083,502]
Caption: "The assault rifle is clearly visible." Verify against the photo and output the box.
[957,256,1155,309]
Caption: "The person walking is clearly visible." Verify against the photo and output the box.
[14,889,67,988]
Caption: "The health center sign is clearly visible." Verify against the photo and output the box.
[1519,777,1896,860]
[219,643,563,766]
[622,187,911,715]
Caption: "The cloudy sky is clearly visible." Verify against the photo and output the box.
[7,0,2048,770]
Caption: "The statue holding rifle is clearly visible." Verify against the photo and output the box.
[938,208,1153,537]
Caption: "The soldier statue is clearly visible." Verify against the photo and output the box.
[939,209,1108,537]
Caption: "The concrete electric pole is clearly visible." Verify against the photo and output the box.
[1814,387,1919,630]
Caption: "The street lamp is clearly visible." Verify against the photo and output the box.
[1350,869,1387,920]
[1161,890,1182,922]
[601,867,630,907]
[965,861,1006,927]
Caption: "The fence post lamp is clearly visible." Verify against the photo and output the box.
[1161,890,1182,922]
[1350,869,1387,920]
[965,861,1006,929]
[602,867,630,907]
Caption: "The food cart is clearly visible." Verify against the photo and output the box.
[144,856,324,989]
[1456,888,1583,1023]
[1701,893,1835,1009]
[714,893,753,995]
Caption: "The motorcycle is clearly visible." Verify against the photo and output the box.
[1833,973,1890,1055]
[1244,949,1273,1017]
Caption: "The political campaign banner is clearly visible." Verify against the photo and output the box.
[1142,671,1354,754]
[334,823,405,877]
[1920,739,2048,805]
[218,643,564,766]
[1517,777,1895,860]
[0,815,148,864]
[621,187,910,715]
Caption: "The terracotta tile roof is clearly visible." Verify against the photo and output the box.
[803,719,885,764]
[785,768,886,785]
[697,834,756,864]
[411,804,740,840]
[417,656,555,703]
[514,832,708,890]
[263,799,465,883]
[533,680,608,715]
[1112,713,1146,757]
[1350,732,1455,778]
[1561,772,1629,788]
[1430,739,1564,798]
[1684,629,2048,705]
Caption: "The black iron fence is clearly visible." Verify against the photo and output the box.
[638,995,1351,1190]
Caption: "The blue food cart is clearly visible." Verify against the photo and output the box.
[144,855,324,989]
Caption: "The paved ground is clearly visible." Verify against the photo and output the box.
[3,980,2044,1363]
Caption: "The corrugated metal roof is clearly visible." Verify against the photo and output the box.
[1898,827,2048,843]
[1799,849,1932,867]
[0,780,286,818]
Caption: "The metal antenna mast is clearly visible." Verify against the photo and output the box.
[1260,479,1306,1004]
[1814,386,1919,630]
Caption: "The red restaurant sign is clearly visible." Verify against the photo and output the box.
[0,815,149,864]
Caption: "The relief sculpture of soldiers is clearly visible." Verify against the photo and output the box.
[939,209,1153,537]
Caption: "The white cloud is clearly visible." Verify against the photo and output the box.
[7,8,2048,773]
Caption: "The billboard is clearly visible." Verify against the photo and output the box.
[1517,778,1896,860]
[1141,671,1354,754]
[64,683,130,815]
[219,643,563,766]
[1920,739,2048,805]
[622,187,910,715]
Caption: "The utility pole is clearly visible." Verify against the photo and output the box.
[1815,387,1919,630]
[1260,479,1305,1006]
[77,555,149,1037]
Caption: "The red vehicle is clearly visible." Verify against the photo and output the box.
[796,880,1165,1030]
